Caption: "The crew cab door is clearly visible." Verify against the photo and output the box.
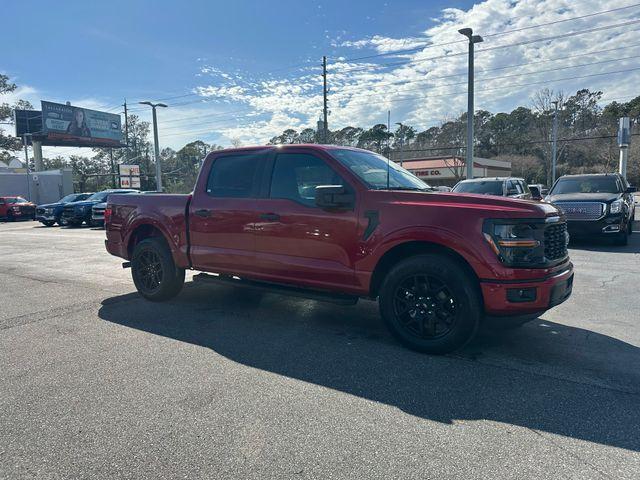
[188,151,267,274]
[252,150,361,291]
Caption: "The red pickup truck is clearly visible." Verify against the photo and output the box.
[105,145,573,354]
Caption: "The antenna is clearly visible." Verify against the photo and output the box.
[387,111,391,190]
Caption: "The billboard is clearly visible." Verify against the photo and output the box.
[40,101,123,147]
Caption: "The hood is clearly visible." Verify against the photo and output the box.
[383,190,561,219]
[545,192,620,203]
[65,199,100,207]
[37,202,64,208]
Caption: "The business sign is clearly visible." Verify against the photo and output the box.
[119,164,140,177]
[120,176,141,188]
[119,164,141,188]
[40,101,123,147]
[14,110,43,139]
[618,117,631,147]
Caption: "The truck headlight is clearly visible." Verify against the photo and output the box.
[610,199,623,214]
[483,220,543,266]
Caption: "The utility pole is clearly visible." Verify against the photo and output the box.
[123,99,129,160]
[139,101,167,191]
[322,55,328,144]
[387,110,391,156]
[396,122,404,167]
[22,134,31,201]
[551,100,559,185]
[109,148,116,188]
[459,28,483,180]
[618,117,631,180]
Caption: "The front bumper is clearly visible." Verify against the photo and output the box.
[62,210,91,223]
[481,262,574,316]
[567,214,625,237]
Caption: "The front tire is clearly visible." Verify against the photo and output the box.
[41,221,55,227]
[379,254,481,354]
[131,237,185,301]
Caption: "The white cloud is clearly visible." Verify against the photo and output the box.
[178,0,640,145]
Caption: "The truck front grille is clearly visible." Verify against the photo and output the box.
[544,222,569,261]
[554,201,604,220]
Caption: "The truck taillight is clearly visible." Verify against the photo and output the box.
[104,207,112,226]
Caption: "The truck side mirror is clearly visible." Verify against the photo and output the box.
[627,186,637,193]
[315,185,354,209]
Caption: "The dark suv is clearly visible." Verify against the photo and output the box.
[545,173,636,245]
[452,177,532,200]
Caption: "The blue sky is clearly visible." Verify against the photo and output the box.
[2,0,639,153]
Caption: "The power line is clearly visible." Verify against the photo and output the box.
[335,45,640,96]
[333,3,640,63]
[332,18,640,74]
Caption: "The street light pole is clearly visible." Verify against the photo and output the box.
[139,101,167,192]
[459,28,483,180]
[551,101,559,185]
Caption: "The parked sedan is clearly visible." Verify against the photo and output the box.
[545,173,636,245]
[62,189,138,227]
[0,196,36,221]
[35,193,93,227]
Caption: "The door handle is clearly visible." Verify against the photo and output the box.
[259,213,280,221]
[195,209,211,218]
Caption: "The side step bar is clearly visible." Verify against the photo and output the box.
[192,273,359,306]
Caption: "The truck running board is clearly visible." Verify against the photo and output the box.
[192,273,359,306]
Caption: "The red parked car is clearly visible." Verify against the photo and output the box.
[105,145,573,354]
[0,196,36,221]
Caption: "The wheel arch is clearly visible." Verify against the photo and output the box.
[127,223,172,258]
[369,240,482,300]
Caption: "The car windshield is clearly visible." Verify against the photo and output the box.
[60,194,79,203]
[87,191,110,202]
[330,149,431,191]
[551,177,620,194]
[5,197,28,204]
[453,180,504,195]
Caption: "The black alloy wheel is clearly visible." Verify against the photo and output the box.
[379,254,481,354]
[131,237,185,301]
[393,274,457,340]
[135,249,164,295]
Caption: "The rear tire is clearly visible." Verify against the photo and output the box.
[131,237,185,301]
[378,254,481,354]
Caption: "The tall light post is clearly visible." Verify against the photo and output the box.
[459,28,483,180]
[139,101,167,192]
[551,101,559,185]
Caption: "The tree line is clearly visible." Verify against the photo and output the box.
[2,75,639,192]
[268,88,640,186]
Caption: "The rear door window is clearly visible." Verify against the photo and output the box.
[206,153,266,198]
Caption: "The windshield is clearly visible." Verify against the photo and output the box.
[453,180,504,195]
[5,197,28,204]
[551,177,620,194]
[87,191,110,202]
[330,149,431,191]
[60,194,82,203]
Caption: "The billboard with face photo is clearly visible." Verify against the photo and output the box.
[40,101,123,147]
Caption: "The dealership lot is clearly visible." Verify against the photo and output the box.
[1,221,639,479]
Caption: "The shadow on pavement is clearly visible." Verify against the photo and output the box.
[569,231,640,253]
[99,283,640,452]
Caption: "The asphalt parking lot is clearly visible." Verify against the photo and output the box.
[1,221,639,479]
